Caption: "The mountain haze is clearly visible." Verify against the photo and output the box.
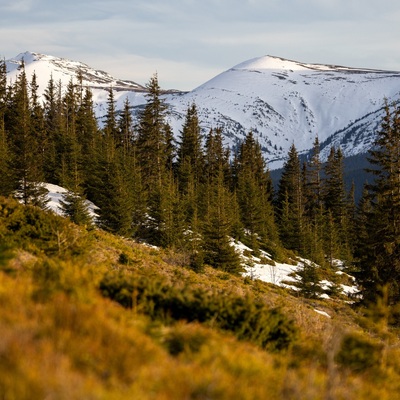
[5,51,400,169]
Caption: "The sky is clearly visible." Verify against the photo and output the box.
[1,0,400,91]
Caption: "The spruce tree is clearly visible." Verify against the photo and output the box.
[0,58,6,109]
[0,58,7,132]
[118,97,135,155]
[104,87,119,152]
[57,78,82,190]
[55,77,95,224]
[303,137,325,265]
[176,103,205,233]
[235,131,279,249]
[30,72,47,180]
[136,73,172,189]
[149,170,185,247]
[59,190,93,227]
[354,185,373,277]
[0,126,15,197]
[323,146,352,262]
[201,127,241,273]
[202,169,242,274]
[276,143,305,253]
[42,74,61,182]
[7,61,47,207]
[63,74,97,215]
[291,260,324,299]
[96,156,135,236]
[77,86,101,193]
[204,127,231,183]
[323,209,340,268]
[77,87,98,154]
[305,136,323,218]
[94,90,135,236]
[356,102,400,305]
[176,103,204,188]
[324,147,346,224]
[345,181,357,259]
[0,58,15,196]
[135,74,179,243]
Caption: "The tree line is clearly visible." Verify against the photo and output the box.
[1,59,400,309]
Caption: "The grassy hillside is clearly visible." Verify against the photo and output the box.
[1,196,400,399]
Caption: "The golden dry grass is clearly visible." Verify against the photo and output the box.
[1,199,400,399]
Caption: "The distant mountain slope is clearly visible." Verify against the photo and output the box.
[6,51,146,92]
[5,51,150,120]
[166,55,400,169]
[5,52,400,170]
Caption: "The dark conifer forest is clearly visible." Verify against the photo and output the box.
[1,59,400,307]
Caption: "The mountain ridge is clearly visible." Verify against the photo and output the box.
[230,54,396,73]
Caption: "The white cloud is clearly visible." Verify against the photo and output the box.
[0,0,33,12]
[2,0,400,89]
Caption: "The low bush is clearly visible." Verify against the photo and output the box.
[335,332,383,372]
[0,197,91,257]
[162,323,208,356]
[99,271,297,351]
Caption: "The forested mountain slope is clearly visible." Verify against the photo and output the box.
[5,51,400,169]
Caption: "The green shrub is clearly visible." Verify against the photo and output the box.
[118,252,130,265]
[0,197,91,257]
[0,244,14,274]
[290,261,324,299]
[189,251,205,273]
[162,325,208,356]
[99,271,297,351]
[335,332,383,372]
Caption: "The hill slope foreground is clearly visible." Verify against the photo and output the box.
[1,197,400,399]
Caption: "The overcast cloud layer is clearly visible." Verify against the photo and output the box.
[1,0,400,90]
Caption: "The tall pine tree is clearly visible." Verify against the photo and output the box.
[136,73,173,189]
[356,102,400,306]
[7,61,47,206]
[0,58,15,196]
[234,131,279,250]
[303,136,325,264]
[276,143,305,253]
[201,127,241,273]
[176,103,205,235]
[135,74,180,244]
[323,146,353,263]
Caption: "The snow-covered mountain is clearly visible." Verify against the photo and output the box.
[167,56,400,169]
[5,51,149,120]
[5,51,400,170]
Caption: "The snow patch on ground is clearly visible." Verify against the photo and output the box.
[42,183,99,219]
[314,309,331,318]
[232,240,358,299]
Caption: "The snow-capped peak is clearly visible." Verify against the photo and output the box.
[6,51,146,92]
[233,55,310,72]
[5,51,150,122]
[231,54,391,74]
[13,51,39,63]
